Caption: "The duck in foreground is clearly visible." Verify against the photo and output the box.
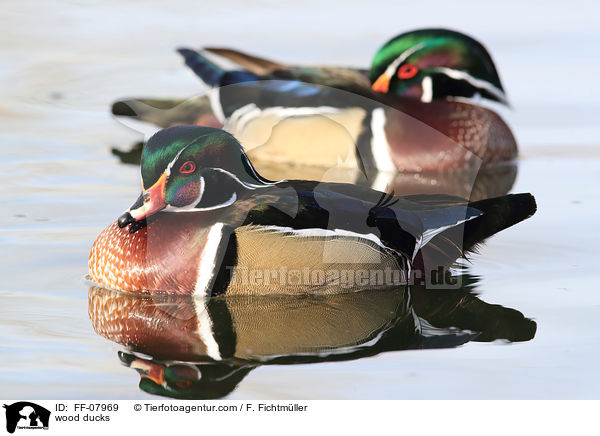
[113,29,516,172]
[89,126,535,296]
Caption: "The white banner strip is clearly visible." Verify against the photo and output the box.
[0,400,596,435]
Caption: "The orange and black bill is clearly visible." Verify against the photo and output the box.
[118,173,168,231]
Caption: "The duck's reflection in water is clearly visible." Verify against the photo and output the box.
[89,274,535,399]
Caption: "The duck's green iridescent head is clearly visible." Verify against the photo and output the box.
[369,28,507,104]
[118,126,268,231]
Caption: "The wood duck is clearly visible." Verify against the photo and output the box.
[89,126,536,296]
[112,28,516,174]
[182,28,508,105]
[88,273,536,398]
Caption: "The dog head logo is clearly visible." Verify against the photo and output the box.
[3,402,50,434]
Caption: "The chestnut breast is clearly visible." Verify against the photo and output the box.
[89,213,217,294]
[384,99,517,171]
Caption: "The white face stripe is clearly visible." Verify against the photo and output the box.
[242,154,272,184]
[209,167,277,189]
[432,66,506,102]
[382,41,427,78]
[369,108,396,172]
[162,161,276,213]
[148,130,234,182]
[194,222,225,297]
[192,296,222,361]
[165,142,194,177]
[380,44,506,104]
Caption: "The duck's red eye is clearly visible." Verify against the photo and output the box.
[397,64,419,79]
[179,161,196,174]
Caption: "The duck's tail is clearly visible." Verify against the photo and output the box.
[177,48,258,87]
[463,193,537,251]
[418,193,536,269]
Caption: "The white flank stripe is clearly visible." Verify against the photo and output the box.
[194,222,225,296]
[228,103,260,132]
[259,105,341,118]
[192,296,222,361]
[228,103,342,134]
[370,108,396,172]
[251,225,389,251]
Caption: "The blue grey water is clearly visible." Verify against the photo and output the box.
[1,0,599,398]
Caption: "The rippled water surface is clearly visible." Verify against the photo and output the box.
[2,0,599,399]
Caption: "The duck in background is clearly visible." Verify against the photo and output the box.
[113,28,509,127]
[89,126,535,296]
[88,271,536,399]
[182,28,508,103]
[111,29,517,199]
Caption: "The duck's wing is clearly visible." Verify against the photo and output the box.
[201,47,371,88]
[180,47,371,92]
[217,80,377,118]
[269,66,371,90]
[361,192,535,268]
[230,182,475,262]
[220,181,413,261]
[363,191,535,269]
[231,184,535,270]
